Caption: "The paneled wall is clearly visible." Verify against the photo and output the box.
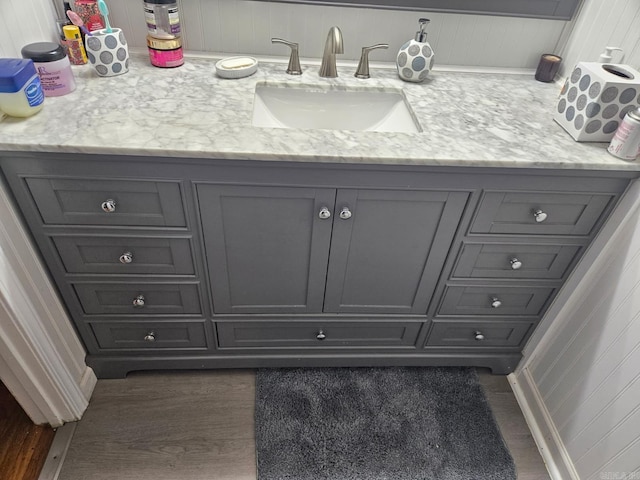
[0,0,59,58]
[559,0,640,76]
[94,0,569,68]
[516,180,640,479]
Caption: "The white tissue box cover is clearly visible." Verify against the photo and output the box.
[554,62,640,142]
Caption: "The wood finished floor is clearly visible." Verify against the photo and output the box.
[57,369,550,480]
[0,381,55,480]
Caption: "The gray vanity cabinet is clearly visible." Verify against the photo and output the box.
[198,185,468,315]
[1,152,635,378]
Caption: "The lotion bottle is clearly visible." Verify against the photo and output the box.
[397,18,435,83]
[598,46,623,63]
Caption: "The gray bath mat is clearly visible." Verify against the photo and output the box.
[255,367,516,480]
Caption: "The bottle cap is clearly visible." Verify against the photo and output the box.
[0,59,38,94]
[21,42,67,63]
[628,108,640,122]
[147,35,182,50]
[63,25,82,40]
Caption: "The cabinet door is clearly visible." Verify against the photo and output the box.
[198,185,335,314]
[324,189,468,314]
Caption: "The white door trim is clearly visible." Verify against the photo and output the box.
[0,178,95,427]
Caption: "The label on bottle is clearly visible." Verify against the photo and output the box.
[168,7,181,34]
[608,113,640,161]
[24,76,44,107]
[144,7,157,31]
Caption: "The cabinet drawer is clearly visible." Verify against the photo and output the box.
[25,177,186,226]
[52,235,195,275]
[91,321,207,350]
[437,285,555,317]
[470,191,614,236]
[426,320,533,347]
[452,242,581,280]
[217,321,421,349]
[73,283,201,315]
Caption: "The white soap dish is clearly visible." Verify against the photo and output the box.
[215,56,258,79]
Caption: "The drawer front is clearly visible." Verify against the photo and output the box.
[26,177,186,226]
[452,242,581,280]
[437,285,555,317]
[73,283,201,315]
[426,321,533,347]
[52,235,195,275]
[471,191,614,236]
[91,321,207,350]
[217,321,422,349]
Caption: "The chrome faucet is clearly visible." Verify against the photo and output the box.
[355,44,389,79]
[319,26,344,78]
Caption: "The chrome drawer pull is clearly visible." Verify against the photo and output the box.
[101,199,116,213]
[474,331,485,341]
[339,207,352,220]
[133,295,145,308]
[119,252,133,264]
[316,330,326,340]
[510,258,523,270]
[533,209,548,223]
[144,331,156,342]
[318,207,331,219]
[490,297,502,308]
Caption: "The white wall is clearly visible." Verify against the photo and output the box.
[513,179,640,480]
[0,0,60,58]
[73,0,568,68]
[559,0,640,76]
[0,177,96,426]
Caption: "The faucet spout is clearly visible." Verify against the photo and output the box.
[319,26,343,78]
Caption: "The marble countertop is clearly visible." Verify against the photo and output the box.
[1,52,639,172]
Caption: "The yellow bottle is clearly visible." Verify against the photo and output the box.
[62,25,88,65]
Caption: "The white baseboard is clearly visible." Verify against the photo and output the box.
[79,367,97,401]
[508,369,580,480]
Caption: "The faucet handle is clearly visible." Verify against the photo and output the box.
[355,43,389,79]
[271,38,302,75]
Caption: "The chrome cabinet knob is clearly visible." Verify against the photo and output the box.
[510,258,523,270]
[474,331,485,341]
[316,330,326,341]
[533,209,548,223]
[491,297,502,308]
[339,207,352,220]
[144,332,156,342]
[319,207,331,219]
[133,295,145,308]
[101,199,116,213]
[119,252,133,264]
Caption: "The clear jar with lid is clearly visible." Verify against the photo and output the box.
[21,42,76,97]
[143,0,181,39]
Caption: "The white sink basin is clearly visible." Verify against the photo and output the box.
[252,84,421,133]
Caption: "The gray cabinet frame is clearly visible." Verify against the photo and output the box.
[0,152,635,378]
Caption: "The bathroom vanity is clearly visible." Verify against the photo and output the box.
[1,55,639,378]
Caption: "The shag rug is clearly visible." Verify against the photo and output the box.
[255,367,516,480]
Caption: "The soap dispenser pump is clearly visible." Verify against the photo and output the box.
[598,46,623,63]
[397,18,435,83]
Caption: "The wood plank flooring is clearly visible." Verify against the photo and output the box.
[0,381,56,480]
[57,369,550,480]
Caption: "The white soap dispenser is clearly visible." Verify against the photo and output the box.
[598,46,623,63]
[397,18,435,83]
